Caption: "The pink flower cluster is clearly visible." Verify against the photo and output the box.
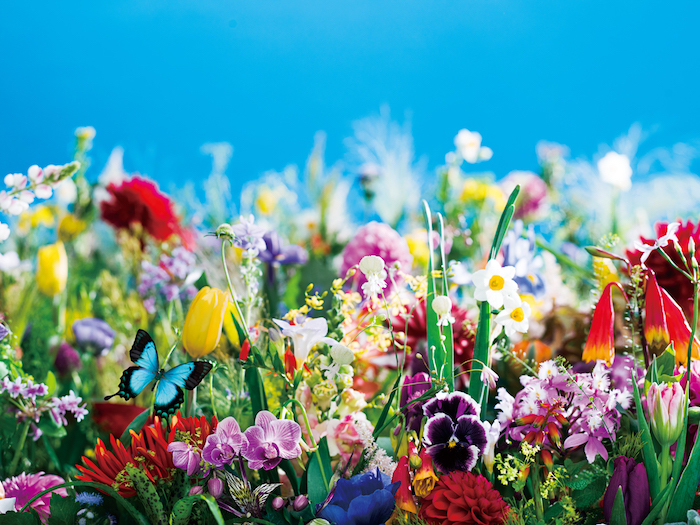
[496,360,631,463]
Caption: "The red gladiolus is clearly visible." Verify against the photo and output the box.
[644,272,670,355]
[660,287,700,365]
[100,175,189,245]
[392,456,418,514]
[582,282,624,365]
[419,470,509,525]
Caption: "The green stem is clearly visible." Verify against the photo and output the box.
[532,458,544,522]
[8,420,30,476]
[209,369,219,421]
[221,239,250,341]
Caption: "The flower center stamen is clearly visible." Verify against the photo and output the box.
[510,307,525,322]
[489,275,505,291]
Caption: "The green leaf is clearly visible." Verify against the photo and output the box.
[609,487,627,525]
[422,201,441,381]
[304,437,332,506]
[640,478,674,525]
[631,370,661,500]
[127,465,167,525]
[437,213,454,391]
[667,413,700,521]
[245,367,269,414]
[372,373,401,438]
[44,371,57,396]
[46,494,81,525]
[119,408,150,446]
[38,415,67,438]
[194,271,210,290]
[1,510,42,524]
[543,502,564,521]
[170,494,225,525]
[571,471,607,509]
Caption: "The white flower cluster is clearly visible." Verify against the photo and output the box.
[473,259,531,338]
[0,162,79,242]
[358,255,387,300]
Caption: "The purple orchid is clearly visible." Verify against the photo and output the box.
[202,417,248,468]
[242,411,302,470]
[400,372,431,433]
[72,318,116,356]
[259,231,308,266]
[168,441,205,476]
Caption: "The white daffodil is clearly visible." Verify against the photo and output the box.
[359,255,387,299]
[454,129,493,164]
[431,295,455,327]
[494,295,531,338]
[472,259,519,309]
[598,151,632,191]
[633,222,680,267]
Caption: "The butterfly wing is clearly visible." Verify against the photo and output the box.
[152,362,214,418]
[104,366,156,401]
[130,330,160,373]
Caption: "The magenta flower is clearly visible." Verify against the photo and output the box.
[202,417,248,468]
[2,471,67,519]
[602,456,650,525]
[243,411,302,470]
[168,441,205,476]
[647,382,685,446]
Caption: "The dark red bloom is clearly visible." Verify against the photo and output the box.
[627,220,700,318]
[100,175,189,245]
[92,402,149,437]
[419,470,509,525]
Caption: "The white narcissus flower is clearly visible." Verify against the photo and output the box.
[454,129,493,164]
[495,295,531,337]
[598,151,632,191]
[472,259,519,309]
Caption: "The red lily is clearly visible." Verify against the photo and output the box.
[583,282,625,365]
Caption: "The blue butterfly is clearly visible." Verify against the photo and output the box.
[105,330,213,419]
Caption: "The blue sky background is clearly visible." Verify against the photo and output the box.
[2,1,699,197]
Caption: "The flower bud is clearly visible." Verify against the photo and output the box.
[183,287,229,358]
[602,456,650,525]
[431,295,452,317]
[214,223,235,242]
[292,495,309,511]
[647,381,685,446]
[188,486,203,496]
[207,477,223,499]
[271,496,285,511]
[359,255,385,276]
[36,241,68,296]
[392,456,417,513]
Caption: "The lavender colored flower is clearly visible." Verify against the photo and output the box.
[2,471,68,519]
[202,417,248,468]
[75,492,104,506]
[168,441,204,476]
[242,411,302,470]
[501,220,546,299]
[72,318,115,356]
[339,221,413,292]
[0,324,8,341]
[54,341,82,375]
[137,248,200,312]
[259,231,308,265]
[231,215,267,255]
[602,456,650,525]
[51,390,88,425]
[1,376,25,398]
[24,379,49,401]
[400,372,431,433]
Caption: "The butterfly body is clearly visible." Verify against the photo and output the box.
[105,330,213,419]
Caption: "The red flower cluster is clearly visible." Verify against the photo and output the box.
[76,413,217,497]
[100,176,192,247]
[627,220,700,318]
[419,470,509,525]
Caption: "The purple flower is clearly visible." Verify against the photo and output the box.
[72,318,115,356]
[400,372,431,433]
[0,324,9,341]
[54,342,82,376]
[231,215,267,255]
[202,417,248,468]
[24,379,48,401]
[259,231,308,265]
[422,392,487,473]
[602,456,650,525]
[2,471,68,519]
[1,376,25,398]
[243,411,302,470]
[168,441,205,476]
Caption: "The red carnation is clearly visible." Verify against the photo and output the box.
[627,220,700,318]
[100,175,189,245]
[419,470,509,525]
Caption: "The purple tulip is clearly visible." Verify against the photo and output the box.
[400,372,431,433]
[72,318,115,356]
[243,411,302,470]
[602,456,650,525]
[201,417,248,468]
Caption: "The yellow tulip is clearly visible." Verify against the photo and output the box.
[36,241,68,296]
[182,287,229,358]
[222,301,243,351]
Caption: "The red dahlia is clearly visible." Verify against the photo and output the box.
[100,175,189,245]
[627,220,700,318]
[419,470,509,525]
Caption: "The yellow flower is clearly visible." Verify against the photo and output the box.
[58,215,86,241]
[405,230,431,270]
[19,206,55,234]
[459,179,489,203]
[182,287,230,359]
[413,449,439,498]
[36,241,68,296]
[222,300,243,351]
[256,187,279,215]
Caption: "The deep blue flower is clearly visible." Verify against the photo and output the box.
[423,391,479,420]
[501,220,546,299]
[259,231,308,266]
[319,468,399,525]
[72,318,115,356]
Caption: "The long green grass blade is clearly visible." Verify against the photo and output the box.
[631,369,660,500]
[437,213,454,391]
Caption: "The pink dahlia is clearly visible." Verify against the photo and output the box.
[340,221,413,292]
[3,471,67,519]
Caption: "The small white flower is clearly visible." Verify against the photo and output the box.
[494,295,531,338]
[4,173,27,189]
[480,365,499,389]
[321,343,355,380]
[34,184,53,200]
[472,259,519,309]
[0,251,20,271]
[0,223,9,243]
[431,295,455,327]
[55,179,78,204]
[482,420,501,473]
[359,255,387,299]
[27,165,43,182]
[633,222,680,267]
[454,129,493,164]
[7,198,28,216]
[537,360,561,381]
[598,151,632,191]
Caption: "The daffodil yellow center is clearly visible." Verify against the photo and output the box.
[510,307,525,322]
[489,275,505,291]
